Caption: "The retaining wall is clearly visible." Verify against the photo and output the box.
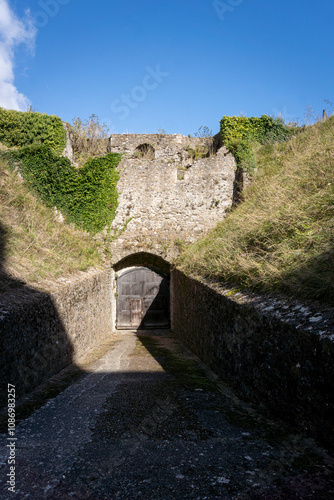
[0,268,113,407]
[171,269,334,448]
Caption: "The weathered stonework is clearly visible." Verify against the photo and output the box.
[107,133,237,262]
[171,269,334,449]
[61,129,243,262]
[0,268,113,407]
[62,122,74,161]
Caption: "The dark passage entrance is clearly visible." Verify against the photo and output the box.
[116,267,170,329]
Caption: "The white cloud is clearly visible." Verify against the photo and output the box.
[0,0,36,111]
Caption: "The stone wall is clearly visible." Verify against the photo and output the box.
[61,129,242,262]
[108,132,219,159]
[171,269,334,448]
[62,122,74,162]
[0,268,113,407]
[108,133,237,262]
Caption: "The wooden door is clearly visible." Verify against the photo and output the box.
[116,267,170,329]
[130,299,143,327]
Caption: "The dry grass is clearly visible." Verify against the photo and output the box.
[0,156,102,290]
[179,117,334,305]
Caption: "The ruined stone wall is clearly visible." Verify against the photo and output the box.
[171,269,334,449]
[61,130,240,262]
[0,268,113,406]
[108,133,237,262]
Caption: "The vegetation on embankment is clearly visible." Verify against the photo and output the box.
[179,116,334,306]
[4,146,120,234]
[0,153,103,289]
[220,114,297,173]
[0,110,122,288]
[0,108,66,155]
[0,109,121,234]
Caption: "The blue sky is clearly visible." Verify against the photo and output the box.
[1,0,334,135]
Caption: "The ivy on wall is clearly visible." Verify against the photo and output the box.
[9,145,121,234]
[220,115,293,144]
[220,115,296,172]
[0,108,66,155]
[226,140,257,172]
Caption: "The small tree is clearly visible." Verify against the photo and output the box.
[71,114,109,165]
[193,125,214,156]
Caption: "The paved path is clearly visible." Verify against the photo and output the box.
[0,331,333,499]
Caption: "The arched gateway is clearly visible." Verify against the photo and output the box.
[114,253,171,330]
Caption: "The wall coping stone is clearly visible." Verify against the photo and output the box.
[0,267,108,306]
[190,275,334,341]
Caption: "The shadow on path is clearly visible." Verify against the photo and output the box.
[0,328,333,499]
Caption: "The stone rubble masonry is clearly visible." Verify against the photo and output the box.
[106,133,237,263]
[0,268,113,407]
[62,121,74,162]
[61,128,242,263]
[171,268,334,450]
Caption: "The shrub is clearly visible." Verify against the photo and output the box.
[194,125,214,156]
[71,114,110,164]
[220,115,296,173]
[0,108,66,155]
[220,115,293,145]
[225,139,256,172]
[8,145,121,234]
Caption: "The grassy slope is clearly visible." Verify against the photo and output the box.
[0,153,102,291]
[179,117,334,305]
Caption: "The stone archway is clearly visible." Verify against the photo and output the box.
[134,143,155,159]
[114,253,171,330]
[116,267,170,329]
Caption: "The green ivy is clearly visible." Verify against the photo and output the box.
[220,115,296,173]
[220,115,293,145]
[226,139,256,172]
[0,108,66,155]
[9,145,121,234]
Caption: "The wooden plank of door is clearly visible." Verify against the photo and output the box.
[130,298,143,327]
